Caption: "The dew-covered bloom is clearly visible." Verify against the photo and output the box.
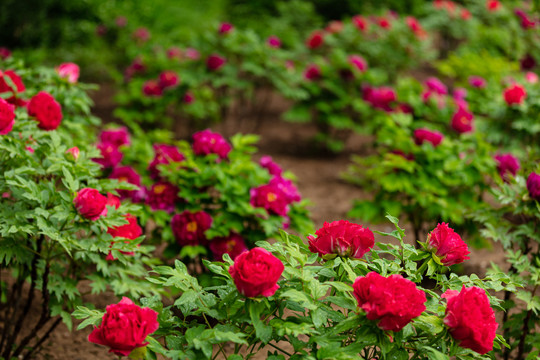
[308,220,374,259]
[427,223,470,266]
[27,92,63,131]
[250,183,290,216]
[133,27,150,42]
[148,144,185,179]
[207,54,226,71]
[142,80,163,97]
[171,210,213,246]
[304,64,321,81]
[218,22,233,34]
[527,172,540,201]
[229,248,284,297]
[260,155,282,176]
[267,35,281,48]
[56,62,80,84]
[525,72,538,84]
[425,77,448,95]
[99,127,131,148]
[74,188,108,221]
[192,129,231,160]
[306,30,324,49]
[93,142,123,169]
[352,15,369,32]
[109,166,142,199]
[88,297,158,356]
[451,107,474,134]
[269,176,301,203]
[209,232,248,261]
[414,128,444,147]
[0,97,15,135]
[146,182,178,213]
[503,83,527,105]
[443,286,498,354]
[158,71,179,89]
[469,76,487,88]
[494,153,520,181]
[0,47,11,60]
[362,86,396,112]
[349,55,368,73]
[353,272,426,331]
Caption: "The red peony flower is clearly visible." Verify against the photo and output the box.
[183,92,194,104]
[306,31,324,49]
[250,183,290,216]
[74,188,108,221]
[377,16,392,29]
[27,92,62,130]
[0,97,15,135]
[148,144,185,179]
[461,9,471,20]
[218,22,233,34]
[451,107,474,134]
[349,55,368,73]
[158,71,179,90]
[106,214,143,260]
[171,210,213,246]
[494,153,520,181]
[207,54,226,71]
[56,62,80,83]
[503,83,527,105]
[99,127,131,148]
[353,272,426,331]
[110,166,141,200]
[106,193,121,210]
[209,232,248,261]
[146,182,178,213]
[443,286,498,354]
[142,80,163,97]
[527,172,540,201]
[260,155,282,176]
[352,15,369,32]
[229,247,284,297]
[406,16,427,38]
[267,35,281,48]
[308,220,374,259]
[304,64,321,81]
[414,128,444,147]
[427,223,470,266]
[192,129,231,160]
[88,297,158,356]
[486,0,501,11]
[0,70,25,96]
[167,46,182,60]
[93,142,123,169]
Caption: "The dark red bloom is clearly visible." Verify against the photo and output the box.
[494,153,520,181]
[352,15,369,32]
[304,64,321,81]
[209,233,248,261]
[27,92,62,131]
[93,142,123,169]
[183,92,194,104]
[192,129,231,160]
[527,172,540,201]
[451,107,474,134]
[308,220,374,259]
[109,166,142,200]
[148,144,185,179]
[353,272,426,331]
[427,223,470,266]
[306,31,324,49]
[146,182,178,213]
[377,17,391,29]
[0,48,11,60]
[0,97,15,135]
[142,80,162,97]
[99,127,130,148]
[207,54,226,71]
[443,286,498,354]
[171,210,213,246]
[88,297,158,356]
[414,128,444,147]
[158,71,179,89]
[229,248,284,298]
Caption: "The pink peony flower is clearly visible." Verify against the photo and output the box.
[325,21,344,34]
[192,129,231,160]
[0,47,11,60]
[486,0,501,11]
[525,72,538,84]
[427,223,470,266]
[115,16,127,27]
[363,86,396,112]
[352,15,369,32]
[185,48,200,60]
[406,16,427,38]
[106,214,142,260]
[349,55,368,73]
[353,272,426,331]
[56,63,80,83]
[74,188,108,221]
[65,147,80,160]
[167,47,182,60]
[260,155,282,176]
[183,92,194,104]
[469,76,487,88]
[269,176,301,203]
[133,27,150,42]
[171,210,213,246]
[209,232,248,261]
[414,128,444,147]
[425,77,448,95]
[308,220,374,259]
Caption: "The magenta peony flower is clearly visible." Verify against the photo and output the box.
[158,71,179,89]
[353,272,426,331]
[267,35,281,48]
[304,64,321,81]
[93,142,123,169]
[148,144,185,179]
[207,54,226,71]
[260,155,282,176]
[115,16,127,27]
[363,86,396,112]
[349,55,368,73]
[451,107,474,134]
[142,80,163,97]
[494,153,520,181]
[218,22,233,34]
[525,72,538,84]
[427,223,470,266]
[183,92,194,104]
[306,30,324,49]
[99,127,130,148]
[171,210,213,246]
[0,47,11,60]
[209,232,248,261]
[414,128,444,147]
[109,166,142,199]
[352,15,369,32]
[425,77,448,95]
[167,46,182,60]
[185,48,200,60]
[65,147,80,161]
[269,176,301,203]
[443,286,498,354]
[469,76,487,88]
[250,183,290,217]
[146,182,178,213]
[133,27,150,42]
[229,248,284,297]
[527,172,540,201]
[192,129,231,160]
[308,220,374,259]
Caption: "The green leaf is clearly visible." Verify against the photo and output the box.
[249,301,272,343]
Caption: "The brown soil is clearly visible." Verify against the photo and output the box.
[8,84,507,359]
